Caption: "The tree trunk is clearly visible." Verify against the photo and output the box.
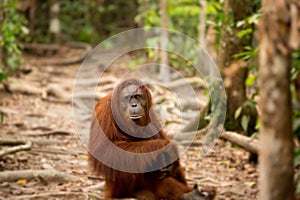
[159,0,170,82]
[198,0,206,48]
[49,0,60,43]
[258,0,298,199]
[217,0,256,132]
[0,1,3,71]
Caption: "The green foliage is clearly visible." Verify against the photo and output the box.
[136,0,160,27]
[245,74,257,87]
[234,106,242,119]
[136,0,222,39]
[1,0,28,80]
[33,0,137,44]
[291,52,300,81]
[233,100,257,133]
[294,147,300,196]
[290,52,300,138]
[0,73,4,81]
[241,115,249,132]
[59,1,99,43]
[135,0,223,74]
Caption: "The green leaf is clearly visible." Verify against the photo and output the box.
[235,106,242,119]
[204,115,211,121]
[241,115,249,132]
[245,75,256,87]
[20,26,29,35]
[295,147,300,157]
[237,28,253,38]
[248,13,261,25]
[0,73,4,81]
[236,20,245,27]
[245,100,256,109]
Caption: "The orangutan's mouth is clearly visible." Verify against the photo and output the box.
[129,115,143,120]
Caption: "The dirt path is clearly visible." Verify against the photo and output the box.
[0,55,258,199]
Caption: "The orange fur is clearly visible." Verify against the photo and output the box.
[88,79,192,199]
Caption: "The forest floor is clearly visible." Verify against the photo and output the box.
[0,49,258,200]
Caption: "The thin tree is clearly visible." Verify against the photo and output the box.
[258,0,300,199]
[198,0,206,48]
[159,0,170,82]
[0,0,4,70]
[49,0,60,43]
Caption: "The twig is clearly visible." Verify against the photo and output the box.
[30,139,62,145]
[83,182,105,192]
[0,140,32,158]
[0,139,29,146]
[31,126,53,131]
[41,96,70,104]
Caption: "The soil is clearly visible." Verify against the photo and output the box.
[0,50,258,199]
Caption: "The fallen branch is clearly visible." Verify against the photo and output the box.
[172,129,259,154]
[0,139,61,146]
[31,126,54,131]
[31,147,85,155]
[221,131,259,154]
[0,139,29,146]
[0,140,32,158]
[0,170,78,183]
[23,129,74,136]
[12,191,102,200]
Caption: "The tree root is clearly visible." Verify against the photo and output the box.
[23,42,92,66]
[12,192,102,200]
[2,78,107,102]
[31,147,85,156]
[23,129,74,137]
[0,170,78,183]
[3,78,43,95]
[182,103,210,132]
[165,77,205,89]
